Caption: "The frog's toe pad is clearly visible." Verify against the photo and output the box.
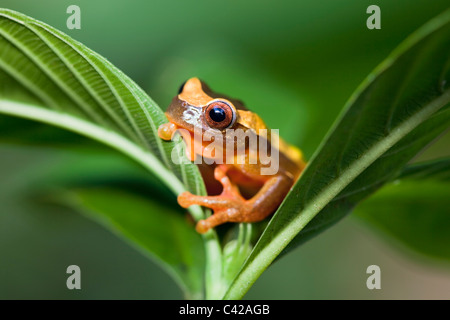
[178,191,199,208]
[195,220,209,234]
[195,208,240,234]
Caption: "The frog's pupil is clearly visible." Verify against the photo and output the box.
[209,107,226,123]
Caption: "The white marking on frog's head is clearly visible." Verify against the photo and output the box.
[182,105,203,127]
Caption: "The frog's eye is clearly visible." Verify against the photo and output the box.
[204,100,236,130]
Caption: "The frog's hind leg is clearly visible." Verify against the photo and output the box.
[178,165,294,234]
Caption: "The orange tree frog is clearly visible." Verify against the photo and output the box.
[158,77,306,233]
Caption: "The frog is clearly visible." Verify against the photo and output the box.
[158,77,306,233]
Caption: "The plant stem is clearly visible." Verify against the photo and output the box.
[202,229,225,299]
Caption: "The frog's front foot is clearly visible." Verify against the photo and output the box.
[178,165,249,233]
[178,193,247,233]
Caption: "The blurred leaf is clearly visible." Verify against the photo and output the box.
[354,158,450,261]
[225,10,450,299]
[0,8,206,208]
[0,8,224,298]
[63,186,205,299]
[0,115,93,146]
[3,144,206,298]
[399,156,450,181]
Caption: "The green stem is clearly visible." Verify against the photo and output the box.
[202,229,224,299]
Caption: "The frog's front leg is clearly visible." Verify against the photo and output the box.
[178,165,294,233]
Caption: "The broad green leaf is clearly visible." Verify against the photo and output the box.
[354,158,450,261]
[0,9,205,202]
[225,10,450,299]
[0,9,226,299]
[63,186,205,299]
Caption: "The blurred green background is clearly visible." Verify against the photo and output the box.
[1,0,450,299]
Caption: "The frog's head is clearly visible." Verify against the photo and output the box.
[158,77,290,165]
[159,77,249,161]
[165,77,245,133]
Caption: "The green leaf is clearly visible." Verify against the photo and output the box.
[354,158,450,261]
[398,157,450,181]
[0,9,225,299]
[9,145,207,298]
[225,10,450,299]
[0,8,204,202]
[63,186,205,299]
